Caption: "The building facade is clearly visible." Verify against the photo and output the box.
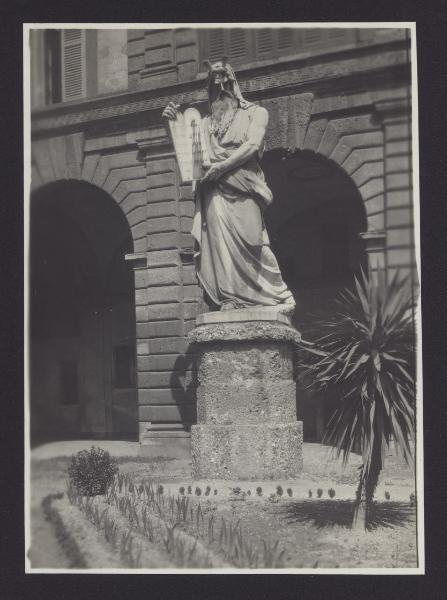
[29,27,415,447]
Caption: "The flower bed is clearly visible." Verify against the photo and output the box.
[51,472,417,570]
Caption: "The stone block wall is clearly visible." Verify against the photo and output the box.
[381,109,417,290]
[128,29,199,90]
[134,137,202,437]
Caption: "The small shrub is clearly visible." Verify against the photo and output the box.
[276,485,283,497]
[268,493,279,503]
[256,486,263,497]
[68,446,118,496]
[385,490,391,500]
[286,488,293,497]
[214,489,218,495]
[317,488,323,498]
[205,485,211,496]
[157,484,164,496]
[187,485,192,495]
[247,490,251,496]
[195,486,202,496]
[308,489,313,498]
[179,486,185,495]
[232,486,242,495]
[328,488,336,499]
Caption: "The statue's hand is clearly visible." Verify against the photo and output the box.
[162,102,181,121]
[201,162,225,183]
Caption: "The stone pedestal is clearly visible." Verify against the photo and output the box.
[189,309,303,480]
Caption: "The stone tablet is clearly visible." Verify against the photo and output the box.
[168,107,210,183]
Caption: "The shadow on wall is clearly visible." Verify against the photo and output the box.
[170,348,198,431]
[281,500,416,530]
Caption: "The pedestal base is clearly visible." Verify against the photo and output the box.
[191,421,303,480]
[189,311,303,481]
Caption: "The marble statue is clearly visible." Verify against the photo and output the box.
[163,59,295,315]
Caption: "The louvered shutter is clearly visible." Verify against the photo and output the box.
[61,29,86,102]
[277,28,295,52]
[326,28,356,44]
[255,29,275,57]
[199,28,357,70]
[207,29,226,63]
[200,29,253,67]
[228,29,249,63]
[302,29,324,46]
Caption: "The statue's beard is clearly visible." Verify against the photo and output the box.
[209,83,238,138]
[209,100,238,138]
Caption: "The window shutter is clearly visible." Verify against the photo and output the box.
[302,29,324,46]
[61,29,86,102]
[199,28,357,71]
[207,29,226,63]
[277,28,295,51]
[255,29,275,56]
[228,29,250,62]
[201,29,253,67]
[327,28,355,44]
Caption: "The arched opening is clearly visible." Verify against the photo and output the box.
[263,149,368,442]
[30,180,137,445]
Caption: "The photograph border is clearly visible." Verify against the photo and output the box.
[23,21,423,576]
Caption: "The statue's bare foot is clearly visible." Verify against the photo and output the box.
[220,300,238,311]
[277,296,296,316]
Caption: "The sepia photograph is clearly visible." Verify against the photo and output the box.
[24,23,422,573]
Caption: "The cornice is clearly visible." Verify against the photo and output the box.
[31,39,410,139]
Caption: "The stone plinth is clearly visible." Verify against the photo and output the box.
[189,310,303,480]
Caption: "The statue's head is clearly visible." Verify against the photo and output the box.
[203,57,252,110]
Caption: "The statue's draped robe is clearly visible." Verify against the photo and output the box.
[191,104,294,309]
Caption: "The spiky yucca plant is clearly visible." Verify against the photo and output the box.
[299,271,416,530]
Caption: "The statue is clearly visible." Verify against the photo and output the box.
[163,59,295,315]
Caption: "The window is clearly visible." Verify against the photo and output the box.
[199,28,357,69]
[60,360,78,405]
[113,345,136,388]
[44,30,62,104]
[31,29,87,106]
[61,29,87,102]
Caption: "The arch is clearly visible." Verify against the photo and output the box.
[262,148,369,442]
[31,133,148,252]
[30,179,138,444]
[262,148,368,318]
[260,93,385,234]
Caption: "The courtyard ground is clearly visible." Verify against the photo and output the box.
[28,440,418,570]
